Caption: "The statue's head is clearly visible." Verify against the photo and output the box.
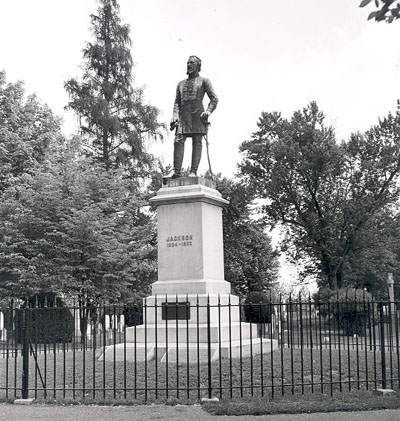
[187,55,201,76]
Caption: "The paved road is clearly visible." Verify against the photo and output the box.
[1,404,400,421]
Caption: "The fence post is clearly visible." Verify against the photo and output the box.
[21,307,30,399]
[379,303,387,389]
[207,294,212,399]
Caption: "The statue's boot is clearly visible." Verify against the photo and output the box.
[173,141,185,177]
[189,137,202,176]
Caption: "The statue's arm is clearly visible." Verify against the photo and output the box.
[172,83,181,124]
[204,78,218,114]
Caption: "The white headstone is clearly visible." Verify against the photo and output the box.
[112,315,118,330]
[0,311,4,330]
[86,323,92,337]
[119,314,125,331]
[104,314,110,330]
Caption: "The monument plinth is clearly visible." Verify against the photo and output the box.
[151,176,229,295]
[100,177,277,362]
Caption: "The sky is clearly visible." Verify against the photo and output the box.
[1,0,400,289]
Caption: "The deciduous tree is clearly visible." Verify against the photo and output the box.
[239,102,400,291]
[360,0,400,22]
[216,176,279,299]
[0,139,157,301]
[0,71,63,192]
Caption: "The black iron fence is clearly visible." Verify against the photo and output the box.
[0,296,399,402]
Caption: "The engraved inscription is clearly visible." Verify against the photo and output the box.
[166,234,193,248]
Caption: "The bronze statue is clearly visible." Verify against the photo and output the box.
[169,56,218,178]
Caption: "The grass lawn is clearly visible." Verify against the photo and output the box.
[1,345,399,403]
[202,389,400,416]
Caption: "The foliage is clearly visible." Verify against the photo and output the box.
[123,296,144,326]
[215,176,279,299]
[65,0,164,173]
[341,210,400,299]
[360,0,400,22]
[0,71,63,192]
[95,294,145,326]
[5,293,74,343]
[0,71,65,297]
[239,102,400,291]
[243,291,273,324]
[390,215,400,300]
[315,288,376,336]
[0,139,157,302]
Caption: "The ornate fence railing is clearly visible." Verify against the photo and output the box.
[0,296,399,401]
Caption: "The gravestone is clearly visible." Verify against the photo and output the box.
[0,311,4,341]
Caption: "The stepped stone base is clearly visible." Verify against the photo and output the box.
[151,279,231,295]
[142,293,240,325]
[99,337,278,363]
[99,178,279,363]
[126,321,256,343]
[100,313,278,363]
[100,292,278,362]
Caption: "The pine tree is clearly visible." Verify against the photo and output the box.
[65,0,164,173]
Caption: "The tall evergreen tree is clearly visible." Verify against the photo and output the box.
[65,0,164,173]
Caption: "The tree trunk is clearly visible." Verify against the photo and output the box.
[336,266,344,289]
[79,299,88,345]
[102,129,110,169]
[327,272,338,290]
[321,251,338,290]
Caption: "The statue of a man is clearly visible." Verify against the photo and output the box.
[169,55,218,178]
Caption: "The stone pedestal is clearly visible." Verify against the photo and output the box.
[151,177,230,295]
[100,177,277,362]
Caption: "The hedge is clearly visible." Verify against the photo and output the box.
[6,293,74,343]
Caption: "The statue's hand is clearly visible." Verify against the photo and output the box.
[200,111,210,124]
[170,120,178,131]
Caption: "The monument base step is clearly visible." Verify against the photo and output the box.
[99,338,278,363]
[125,322,258,343]
[142,293,241,325]
[151,280,232,295]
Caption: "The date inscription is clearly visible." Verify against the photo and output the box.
[166,234,193,248]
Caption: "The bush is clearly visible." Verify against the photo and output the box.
[6,293,74,343]
[123,296,144,327]
[244,291,273,324]
[314,288,376,336]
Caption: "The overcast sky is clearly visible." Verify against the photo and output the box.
[1,0,400,288]
[1,0,399,177]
